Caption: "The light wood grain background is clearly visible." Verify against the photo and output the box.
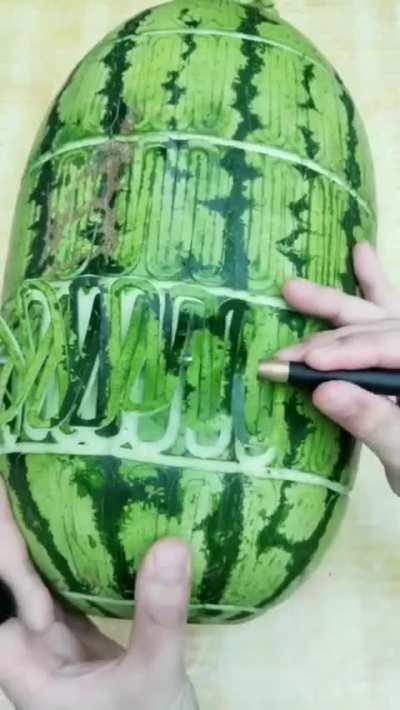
[0,1,399,708]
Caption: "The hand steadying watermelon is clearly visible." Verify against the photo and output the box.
[0,0,376,623]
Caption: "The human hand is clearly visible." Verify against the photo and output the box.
[277,241,400,496]
[0,479,198,710]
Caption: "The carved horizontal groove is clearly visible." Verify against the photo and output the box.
[125,28,330,74]
[60,591,258,616]
[31,132,375,218]
[0,440,350,495]
[52,278,291,311]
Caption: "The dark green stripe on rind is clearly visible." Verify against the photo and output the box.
[333,73,364,293]
[331,429,356,484]
[25,159,57,279]
[99,10,152,135]
[219,9,266,290]
[298,63,320,161]
[336,74,362,191]
[339,195,362,292]
[179,7,201,61]
[6,454,83,593]
[282,392,314,468]
[198,474,244,604]
[71,456,133,593]
[277,191,313,275]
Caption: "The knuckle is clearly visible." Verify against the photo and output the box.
[307,331,333,345]
[334,334,356,348]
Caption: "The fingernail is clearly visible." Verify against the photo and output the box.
[154,544,189,583]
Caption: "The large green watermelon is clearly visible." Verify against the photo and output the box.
[0,0,376,623]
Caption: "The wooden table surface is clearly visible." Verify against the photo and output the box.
[0,1,399,708]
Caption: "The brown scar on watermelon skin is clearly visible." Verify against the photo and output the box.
[96,111,138,259]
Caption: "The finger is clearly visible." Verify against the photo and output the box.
[0,619,49,700]
[277,321,393,362]
[313,381,400,494]
[275,321,382,362]
[282,279,384,326]
[0,478,55,631]
[294,329,400,371]
[354,242,400,313]
[124,539,191,674]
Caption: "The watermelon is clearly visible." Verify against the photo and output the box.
[0,0,376,624]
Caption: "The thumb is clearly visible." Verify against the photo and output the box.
[313,381,400,495]
[125,539,191,672]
